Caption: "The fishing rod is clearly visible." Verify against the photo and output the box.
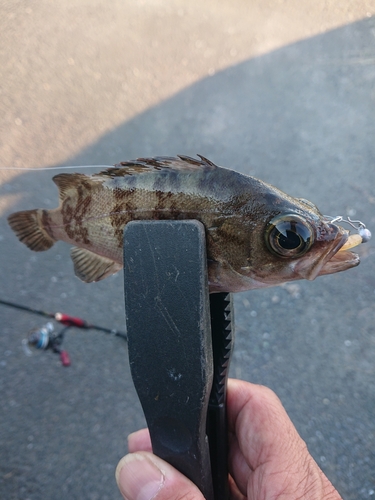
[0,298,127,366]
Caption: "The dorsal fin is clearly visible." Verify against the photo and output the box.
[94,155,218,179]
[52,173,89,200]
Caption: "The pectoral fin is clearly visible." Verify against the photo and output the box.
[71,247,122,283]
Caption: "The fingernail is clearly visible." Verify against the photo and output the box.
[116,453,164,500]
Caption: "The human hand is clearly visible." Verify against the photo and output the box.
[116,379,342,500]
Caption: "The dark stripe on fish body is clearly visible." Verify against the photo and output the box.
[154,190,174,212]
[151,172,169,193]
[166,169,182,192]
[110,190,138,246]
[62,198,74,225]
[195,167,215,197]
[41,209,54,239]
[78,225,90,245]
[117,174,138,189]
[81,178,92,190]
[113,186,128,201]
[74,192,92,222]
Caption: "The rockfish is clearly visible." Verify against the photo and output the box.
[7,155,367,292]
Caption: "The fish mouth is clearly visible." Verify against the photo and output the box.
[297,229,361,280]
[318,233,361,277]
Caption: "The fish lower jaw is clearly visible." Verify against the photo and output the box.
[294,249,360,281]
[318,250,360,277]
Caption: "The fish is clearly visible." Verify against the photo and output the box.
[7,155,368,292]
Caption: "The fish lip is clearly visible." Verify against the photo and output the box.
[296,226,357,280]
[318,249,360,276]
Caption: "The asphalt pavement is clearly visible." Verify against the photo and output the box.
[1,2,375,499]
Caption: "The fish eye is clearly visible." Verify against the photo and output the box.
[266,214,314,258]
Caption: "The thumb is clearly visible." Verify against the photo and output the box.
[116,451,205,500]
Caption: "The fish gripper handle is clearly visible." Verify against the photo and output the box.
[123,220,215,500]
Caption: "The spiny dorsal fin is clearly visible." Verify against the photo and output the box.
[95,155,218,178]
[70,247,122,283]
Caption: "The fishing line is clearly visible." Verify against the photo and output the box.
[0,165,111,171]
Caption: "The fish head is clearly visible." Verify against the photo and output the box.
[211,189,363,292]
[244,195,361,287]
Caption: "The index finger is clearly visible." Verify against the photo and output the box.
[227,378,302,470]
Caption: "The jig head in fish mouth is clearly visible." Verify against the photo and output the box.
[325,216,372,248]
[316,215,371,277]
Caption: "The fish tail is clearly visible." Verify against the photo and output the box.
[7,209,55,251]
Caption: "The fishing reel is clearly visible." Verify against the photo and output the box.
[25,322,71,366]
